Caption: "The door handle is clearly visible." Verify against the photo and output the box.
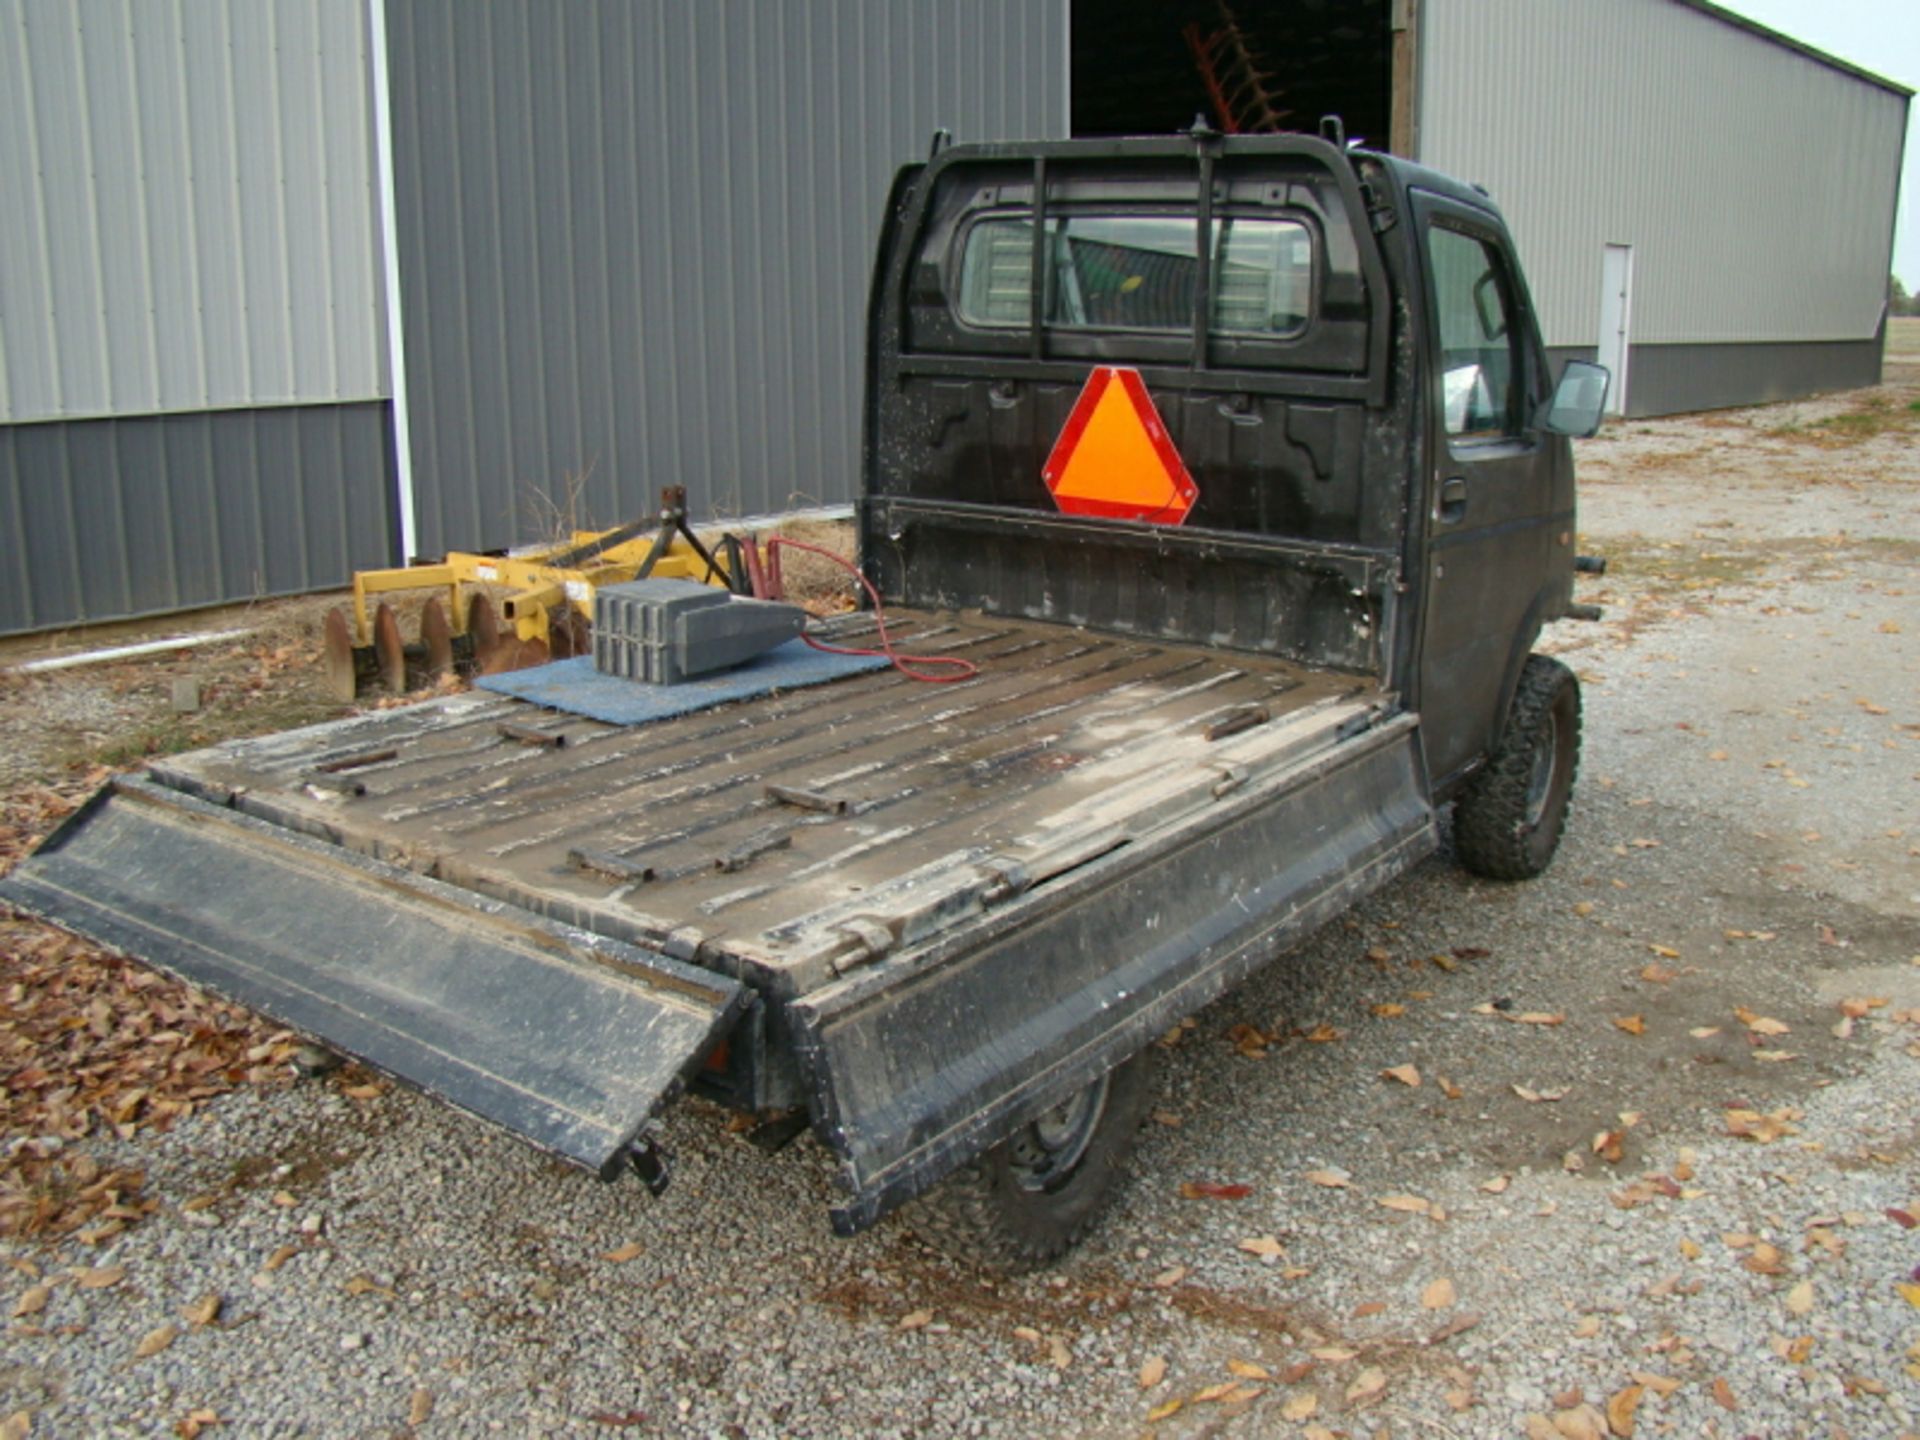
[1437,477,1468,523]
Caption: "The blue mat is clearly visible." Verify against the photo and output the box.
[474,641,892,726]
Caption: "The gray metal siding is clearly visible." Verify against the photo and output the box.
[0,403,395,634]
[1418,0,1909,350]
[0,0,386,425]
[386,0,1068,555]
[1548,334,1887,418]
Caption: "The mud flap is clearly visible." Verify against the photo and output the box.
[789,717,1436,1234]
[0,777,746,1178]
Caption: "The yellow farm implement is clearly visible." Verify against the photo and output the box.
[324,486,740,701]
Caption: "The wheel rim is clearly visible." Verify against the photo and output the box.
[1004,1074,1112,1194]
[1522,706,1559,829]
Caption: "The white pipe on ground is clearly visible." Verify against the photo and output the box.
[11,628,256,675]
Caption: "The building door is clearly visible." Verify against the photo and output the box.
[1596,243,1634,415]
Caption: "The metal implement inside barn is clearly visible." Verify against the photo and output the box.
[1,131,1609,1267]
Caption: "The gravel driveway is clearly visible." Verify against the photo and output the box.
[4,368,1918,1438]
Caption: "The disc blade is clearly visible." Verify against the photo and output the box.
[373,603,408,694]
[549,609,591,661]
[322,607,359,703]
[466,592,501,672]
[419,597,453,679]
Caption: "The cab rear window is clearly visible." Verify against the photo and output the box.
[955,213,1312,338]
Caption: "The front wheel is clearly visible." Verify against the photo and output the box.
[1453,654,1581,880]
[913,1047,1156,1273]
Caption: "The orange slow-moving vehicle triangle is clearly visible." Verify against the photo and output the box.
[1042,367,1198,525]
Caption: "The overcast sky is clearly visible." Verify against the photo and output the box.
[1721,0,1918,288]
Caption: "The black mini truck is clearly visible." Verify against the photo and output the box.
[2,134,1608,1269]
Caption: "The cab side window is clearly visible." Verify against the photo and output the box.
[1427,227,1521,440]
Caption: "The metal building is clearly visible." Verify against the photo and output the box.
[0,0,1908,636]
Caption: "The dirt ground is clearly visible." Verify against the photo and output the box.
[1,333,1917,1437]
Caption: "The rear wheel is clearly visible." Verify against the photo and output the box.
[914,1048,1155,1272]
[1453,654,1581,880]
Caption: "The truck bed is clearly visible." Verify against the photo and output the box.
[153,610,1386,994]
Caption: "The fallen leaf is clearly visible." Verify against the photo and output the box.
[342,1083,383,1100]
[1311,1346,1358,1362]
[1047,1335,1072,1369]
[1513,1084,1566,1103]
[1370,1003,1407,1018]
[1238,1235,1286,1258]
[1138,1355,1167,1389]
[1193,1381,1238,1403]
[1630,1371,1681,1397]
[1895,1281,1920,1309]
[1647,944,1681,959]
[174,1410,219,1439]
[1552,1404,1607,1440]
[1421,1276,1456,1309]
[343,1275,396,1299]
[1689,1026,1720,1038]
[1639,963,1676,984]
[262,1245,297,1272]
[1679,1238,1702,1260]
[182,1293,222,1328]
[1150,1265,1189,1288]
[270,1190,296,1209]
[1734,1007,1790,1036]
[1886,1208,1918,1230]
[1785,1279,1814,1316]
[1572,900,1596,917]
[1302,1022,1343,1043]
[1281,1390,1319,1421]
[1439,1076,1464,1099]
[1180,1181,1252,1200]
[1725,1106,1800,1143]
[1481,1174,1510,1193]
[1742,1242,1786,1276]
[1346,1367,1388,1406]
[407,1389,435,1426]
[1304,1169,1351,1189]
[1605,1384,1643,1438]
[1512,1012,1566,1026]
[1145,1398,1183,1422]
[1227,1358,1272,1380]
[1429,1311,1481,1343]
[72,1266,125,1290]
[1613,1015,1646,1036]
[134,1324,177,1359]
[0,1412,27,1440]
[600,1242,644,1264]
[1573,1314,1602,1338]
[897,1309,933,1331]
[1377,1194,1431,1214]
[1710,1377,1738,1411]
[12,1286,50,1319]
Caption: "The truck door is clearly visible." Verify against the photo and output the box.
[1410,192,1555,793]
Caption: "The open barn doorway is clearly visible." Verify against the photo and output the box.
[1070,0,1404,153]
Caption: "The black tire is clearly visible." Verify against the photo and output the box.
[912,1047,1156,1273]
[1453,654,1581,881]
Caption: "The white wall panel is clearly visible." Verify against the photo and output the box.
[1419,0,1909,347]
[0,0,385,424]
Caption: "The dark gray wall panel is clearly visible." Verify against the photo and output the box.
[387,0,1069,555]
[1545,338,1886,418]
[0,402,396,636]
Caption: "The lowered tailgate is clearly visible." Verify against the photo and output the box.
[0,776,746,1178]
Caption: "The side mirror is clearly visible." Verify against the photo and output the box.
[1543,360,1610,437]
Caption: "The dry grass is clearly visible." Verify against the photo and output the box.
[1886,315,1920,360]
